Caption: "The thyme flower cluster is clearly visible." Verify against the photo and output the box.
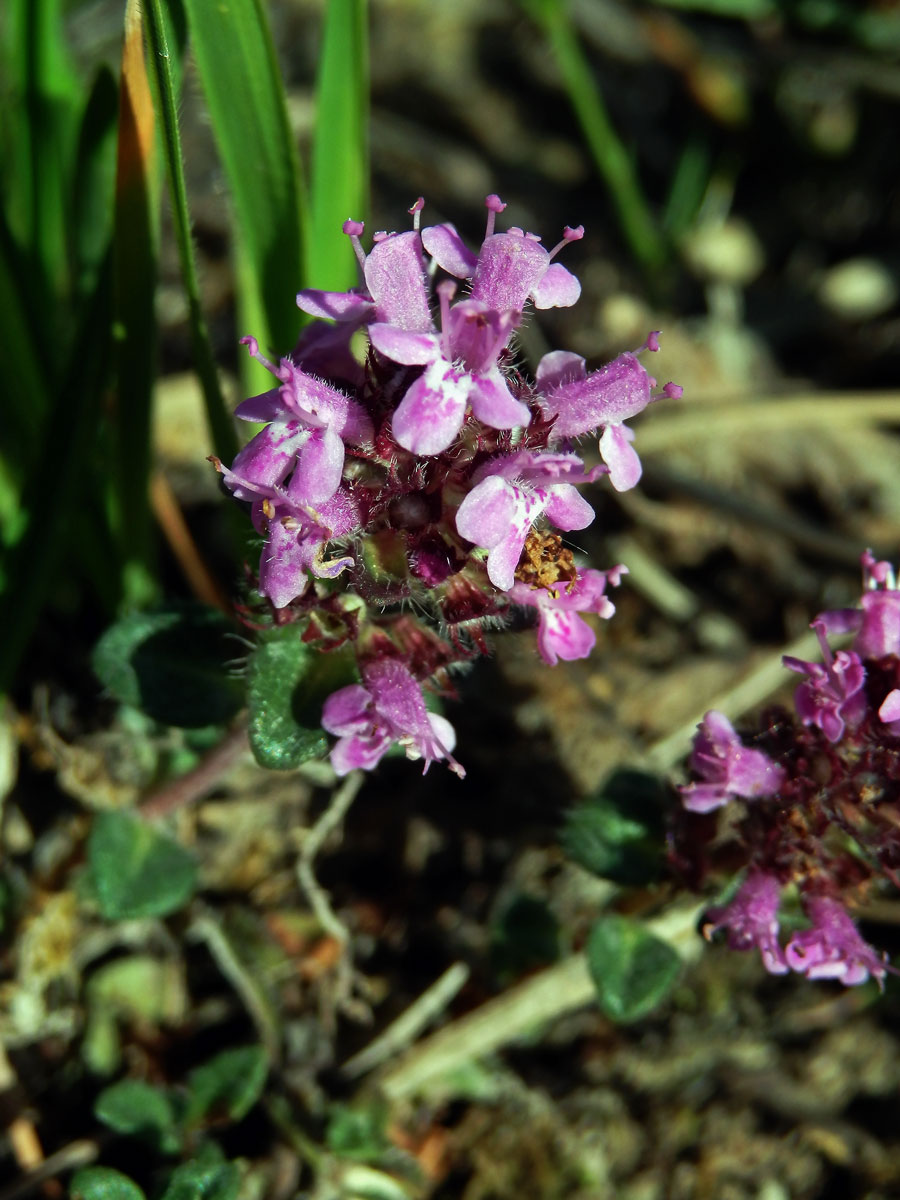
[215,196,680,778]
[675,553,900,987]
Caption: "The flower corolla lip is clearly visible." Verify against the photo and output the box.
[785,895,888,988]
[678,710,785,813]
[455,452,599,591]
[508,566,625,665]
[321,658,464,776]
[703,871,789,975]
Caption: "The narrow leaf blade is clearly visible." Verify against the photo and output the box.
[308,0,369,291]
[181,0,306,352]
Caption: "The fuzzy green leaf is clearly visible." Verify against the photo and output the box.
[92,603,242,728]
[246,628,336,770]
[87,810,196,921]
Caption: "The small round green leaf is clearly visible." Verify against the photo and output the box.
[92,602,243,728]
[325,1101,389,1162]
[94,1079,181,1154]
[561,769,666,886]
[185,1045,268,1125]
[87,810,196,920]
[586,915,681,1023]
[70,1166,146,1200]
[159,1159,241,1200]
[491,894,560,979]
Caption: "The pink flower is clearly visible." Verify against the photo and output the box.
[296,219,434,334]
[508,566,626,666]
[785,896,888,988]
[455,451,601,591]
[783,620,867,742]
[421,194,583,314]
[817,550,900,660]
[214,461,359,609]
[370,283,530,455]
[679,710,785,814]
[703,872,788,975]
[535,333,681,491]
[231,338,372,507]
[322,658,464,777]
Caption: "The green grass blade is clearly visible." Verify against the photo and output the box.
[3,0,82,307]
[110,0,162,608]
[662,138,712,238]
[0,253,114,693]
[143,0,239,466]
[0,207,50,469]
[308,0,369,291]
[72,64,119,299]
[520,0,668,277]
[180,0,307,356]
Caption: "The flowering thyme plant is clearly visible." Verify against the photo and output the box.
[674,552,900,987]
[214,195,681,777]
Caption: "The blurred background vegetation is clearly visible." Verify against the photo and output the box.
[2,1,900,1198]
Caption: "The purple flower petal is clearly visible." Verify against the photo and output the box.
[368,323,439,366]
[291,321,365,388]
[531,262,581,309]
[421,222,478,277]
[536,609,596,665]
[445,302,519,372]
[535,350,586,393]
[322,659,464,777]
[322,684,373,735]
[258,516,315,609]
[331,730,393,775]
[785,896,888,987]
[537,351,653,438]
[364,230,433,330]
[455,475,517,548]
[857,589,900,659]
[879,688,900,725]
[234,389,284,424]
[469,232,550,312]
[392,362,471,455]
[542,483,594,531]
[599,423,642,491]
[295,289,374,321]
[679,710,785,813]
[231,423,308,493]
[291,426,345,505]
[467,368,531,431]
